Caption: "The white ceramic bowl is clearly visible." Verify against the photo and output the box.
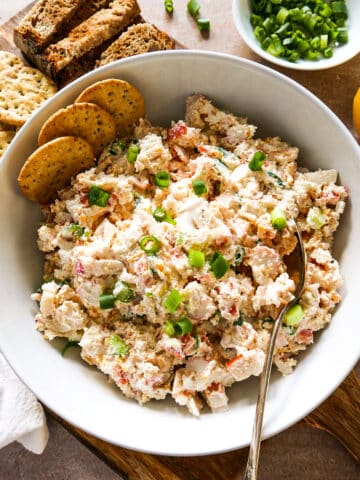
[232,0,360,70]
[0,51,359,456]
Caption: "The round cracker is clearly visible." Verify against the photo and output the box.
[18,136,95,204]
[38,102,117,156]
[0,51,57,127]
[75,79,145,135]
[0,129,16,159]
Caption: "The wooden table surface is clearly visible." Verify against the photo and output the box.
[0,1,359,479]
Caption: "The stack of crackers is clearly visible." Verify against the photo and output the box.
[0,51,57,159]
[18,78,145,204]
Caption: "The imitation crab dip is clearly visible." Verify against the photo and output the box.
[32,95,347,416]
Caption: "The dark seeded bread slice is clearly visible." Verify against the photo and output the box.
[98,22,175,66]
[57,16,144,87]
[14,0,87,54]
[21,0,141,85]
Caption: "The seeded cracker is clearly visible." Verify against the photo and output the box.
[18,136,95,204]
[38,102,117,156]
[75,79,146,135]
[0,130,16,158]
[0,51,57,127]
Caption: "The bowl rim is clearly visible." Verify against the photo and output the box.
[1,50,359,456]
[232,0,360,71]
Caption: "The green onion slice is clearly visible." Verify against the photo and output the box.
[192,179,207,195]
[270,207,287,230]
[248,151,266,171]
[109,141,126,155]
[197,18,210,32]
[99,293,116,310]
[88,186,111,207]
[164,289,183,313]
[117,282,135,303]
[187,0,200,17]
[154,171,170,188]
[153,208,176,225]
[163,320,176,337]
[66,223,85,238]
[108,334,129,357]
[284,303,304,326]
[164,0,174,13]
[139,235,161,254]
[234,246,245,265]
[174,317,193,336]
[233,312,244,326]
[188,249,205,268]
[306,207,327,230]
[209,252,229,279]
[126,141,140,164]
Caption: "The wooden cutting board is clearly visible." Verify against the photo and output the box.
[1,2,359,478]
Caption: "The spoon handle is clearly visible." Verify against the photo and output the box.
[243,306,287,480]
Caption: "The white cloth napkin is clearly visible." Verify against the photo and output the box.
[0,352,49,454]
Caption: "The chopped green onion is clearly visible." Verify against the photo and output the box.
[164,0,173,14]
[66,223,85,238]
[117,282,135,303]
[248,151,266,171]
[249,0,349,63]
[320,34,328,50]
[174,317,193,336]
[307,207,327,229]
[99,293,116,309]
[337,27,348,44]
[209,252,229,279]
[323,47,333,58]
[197,18,210,32]
[88,186,111,207]
[265,170,286,188]
[234,246,245,265]
[233,312,243,326]
[330,1,348,20]
[315,3,332,18]
[284,303,304,326]
[108,334,129,357]
[139,235,161,254]
[270,207,287,230]
[61,340,79,356]
[126,141,140,164]
[187,0,200,17]
[251,14,263,28]
[192,179,207,195]
[282,324,298,335]
[153,208,176,225]
[164,289,183,313]
[154,171,170,188]
[276,7,289,25]
[188,249,205,268]
[109,141,126,155]
[163,320,176,337]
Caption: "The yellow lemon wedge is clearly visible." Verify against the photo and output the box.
[353,87,360,138]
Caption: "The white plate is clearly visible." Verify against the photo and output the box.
[232,0,360,70]
[0,51,359,456]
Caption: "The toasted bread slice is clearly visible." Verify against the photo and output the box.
[22,0,140,86]
[98,22,175,66]
[14,0,87,55]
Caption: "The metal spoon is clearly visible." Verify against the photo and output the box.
[243,222,307,480]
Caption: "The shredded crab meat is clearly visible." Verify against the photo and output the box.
[33,95,347,415]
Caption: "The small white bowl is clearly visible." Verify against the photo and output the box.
[232,0,360,70]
